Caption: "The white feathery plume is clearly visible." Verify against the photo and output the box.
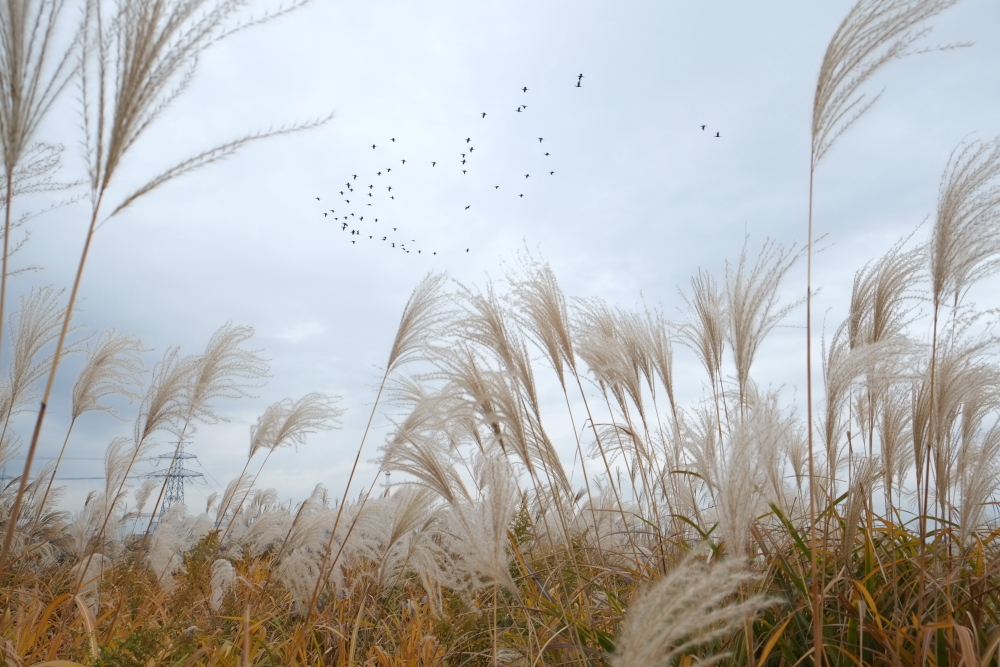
[612,554,772,667]
[210,559,237,612]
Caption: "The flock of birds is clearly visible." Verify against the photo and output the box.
[315,72,722,258]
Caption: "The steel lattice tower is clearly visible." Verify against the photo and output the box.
[148,442,203,518]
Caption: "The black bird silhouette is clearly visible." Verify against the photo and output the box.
[353,175,357,179]
[377,171,381,176]
[342,222,348,230]
[387,186,392,192]
[386,168,392,172]
[391,138,395,142]
[323,212,327,217]
[465,205,470,210]
[575,81,581,88]
[375,218,378,222]
[522,86,528,92]
[462,170,467,174]
[481,112,487,118]
[516,106,522,112]
[715,132,720,137]
[433,252,437,255]
[392,243,395,248]
[525,173,530,178]
[360,216,364,221]
[401,159,406,164]
[390,196,394,200]
[368,193,372,197]
[469,146,474,152]
[371,144,376,149]
[315,197,320,201]
[369,235,373,239]
[549,171,555,175]
[350,213,355,217]
[466,248,469,252]
[382,236,386,240]
[339,191,344,195]
[431,161,436,166]
[345,199,350,203]
[352,240,355,244]
[701,125,706,130]
[578,73,584,80]
[538,137,543,143]
[544,152,550,156]
[461,159,466,165]
[393,227,397,231]
[369,184,373,189]
[465,137,471,143]
[495,185,499,189]
[519,193,524,198]
[460,153,465,158]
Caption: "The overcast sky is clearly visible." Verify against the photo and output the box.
[5,0,1000,511]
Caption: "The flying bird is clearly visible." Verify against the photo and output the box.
[315,197,320,201]
[578,73,584,80]
[461,159,466,165]
[431,161,436,167]
[387,168,392,172]
[522,86,528,92]
[391,138,395,142]
[353,175,357,179]
[538,138,543,143]
[401,159,406,164]
[701,125,706,130]
[371,144,376,149]
[465,205,470,210]
[466,138,471,143]
[516,106,522,112]
[469,146,474,152]
[544,152,550,156]
[460,153,465,158]
[715,132,720,137]
[519,194,524,198]
[525,173,530,178]
[481,112,487,118]
[575,81,581,88]
[387,186,392,192]
[377,171,381,176]
[495,185,499,189]
[549,171,555,175]
[323,212,327,217]
[462,170,467,174]
[369,184,373,189]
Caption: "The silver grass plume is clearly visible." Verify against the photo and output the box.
[612,555,772,667]
[812,0,964,167]
[679,269,726,414]
[956,424,1000,547]
[210,558,237,612]
[509,253,577,387]
[449,455,519,594]
[216,393,342,532]
[386,272,451,375]
[724,238,799,409]
[249,393,342,458]
[134,347,196,444]
[72,330,145,419]
[180,323,269,431]
[930,138,1000,309]
[4,287,67,419]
